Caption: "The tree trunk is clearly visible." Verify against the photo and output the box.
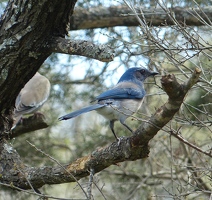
[0,0,77,132]
[0,0,76,190]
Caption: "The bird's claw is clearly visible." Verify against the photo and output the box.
[116,136,125,146]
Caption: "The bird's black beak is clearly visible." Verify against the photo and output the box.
[150,71,159,76]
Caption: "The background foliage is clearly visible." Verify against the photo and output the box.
[0,0,211,199]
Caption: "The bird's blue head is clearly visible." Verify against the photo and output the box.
[118,67,158,85]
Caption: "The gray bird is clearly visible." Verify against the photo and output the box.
[13,72,51,128]
[59,67,158,140]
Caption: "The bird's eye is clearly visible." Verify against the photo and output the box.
[140,69,145,74]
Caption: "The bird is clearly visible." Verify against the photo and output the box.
[59,67,158,140]
[12,72,51,128]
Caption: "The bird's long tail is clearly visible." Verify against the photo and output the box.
[58,104,105,120]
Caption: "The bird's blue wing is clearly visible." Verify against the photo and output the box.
[94,87,145,101]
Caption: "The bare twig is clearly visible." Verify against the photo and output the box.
[87,168,95,200]
[26,141,88,199]
[170,129,212,158]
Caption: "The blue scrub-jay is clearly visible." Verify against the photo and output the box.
[59,67,158,140]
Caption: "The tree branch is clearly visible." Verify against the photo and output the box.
[132,68,202,146]
[10,113,49,139]
[70,6,212,30]
[48,37,114,62]
[170,129,212,158]
[0,68,202,190]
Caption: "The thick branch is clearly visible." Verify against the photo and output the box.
[48,37,114,62]
[10,114,48,139]
[70,6,212,30]
[0,69,201,190]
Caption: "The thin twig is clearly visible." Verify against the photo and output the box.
[26,141,88,199]
[87,168,95,200]
[169,130,212,158]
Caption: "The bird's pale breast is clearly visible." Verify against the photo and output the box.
[96,98,144,122]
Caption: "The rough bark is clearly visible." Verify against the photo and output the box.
[0,0,76,133]
[48,37,114,62]
[0,69,201,190]
[70,6,212,30]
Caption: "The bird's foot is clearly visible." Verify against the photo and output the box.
[17,117,24,126]
[33,112,45,119]
[117,136,125,146]
[132,130,138,135]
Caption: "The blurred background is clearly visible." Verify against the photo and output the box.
[0,0,211,199]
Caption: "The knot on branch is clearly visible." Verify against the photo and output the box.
[161,74,184,100]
